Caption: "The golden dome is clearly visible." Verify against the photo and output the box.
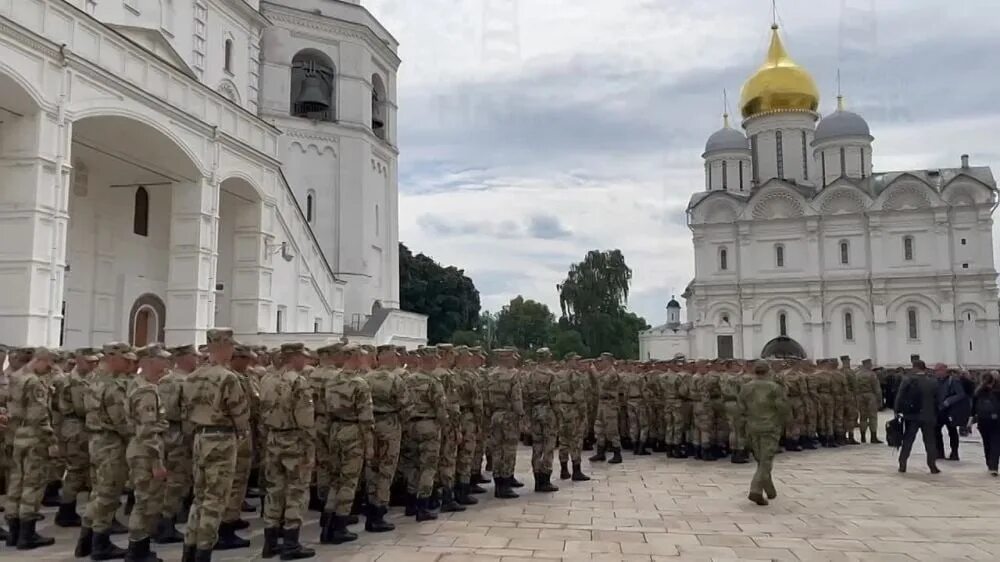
[739,24,820,118]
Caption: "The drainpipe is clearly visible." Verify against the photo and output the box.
[48,48,71,345]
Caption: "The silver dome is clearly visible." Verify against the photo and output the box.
[814,109,872,143]
[703,126,749,156]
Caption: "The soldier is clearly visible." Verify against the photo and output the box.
[364,344,410,530]
[840,356,860,444]
[5,347,57,550]
[677,363,695,458]
[813,361,836,447]
[781,361,806,451]
[0,344,9,543]
[485,348,524,498]
[739,360,790,506]
[589,353,623,464]
[77,342,135,560]
[321,344,373,545]
[552,353,590,481]
[307,343,338,513]
[622,361,650,456]
[453,346,484,504]
[584,358,598,451]
[525,348,559,492]
[857,359,883,443]
[432,344,465,512]
[660,363,683,458]
[722,363,749,463]
[468,347,492,487]
[124,344,170,562]
[800,361,820,449]
[216,345,260,550]
[154,345,197,543]
[400,347,446,520]
[258,343,315,559]
[181,329,252,562]
[690,362,715,460]
[53,348,98,528]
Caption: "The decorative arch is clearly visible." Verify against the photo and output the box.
[216,170,267,201]
[874,175,940,211]
[128,293,166,346]
[957,301,988,321]
[752,296,811,325]
[824,294,871,320]
[701,199,741,223]
[886,293,940,321]
[815,184,870,214]
[748,186,808,220]
[941,175,995,206]
[217,79,241,104]
[704,300,738,327]
[0,62,49,114]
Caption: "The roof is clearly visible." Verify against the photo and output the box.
[667,297,681,309]
[703,125,749,156]
[814,108,872,143]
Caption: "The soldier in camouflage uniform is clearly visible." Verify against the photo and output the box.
[525,348,559,492]
[690,362,714,460]
[800,361,819,448]
[306,343,339,513]
[857,359,883,443]
[589,353,623,464]
[124,344,170,562]
[781,361,807,451]
[622,361,650,455]
[722,363,750,463]
[584,358,598,451]
[153,345,197,543]
[660,363,682,458]
[432,344,465,512]
[453,346,484,504]
[645,363,665,452]
[1,347,34,543]
[739,361,790,506]
[485,348,524,498]
[840,356,861,445]
[552,353,590,481]
[0,345,9,542]
[216,345,260,550]
[5,347,57,550]
[181,329,253,562]
[77,342,135,560]
[257,342,314,560]
[400,348,446,520]
[814,360,837,447]
[678,363,695,457]
[469,347,491,486]
[364,344,410,531]
[320,344,373,545]
[53,347,98,528]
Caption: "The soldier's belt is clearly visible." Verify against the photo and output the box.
[553,401,576,404]
[268,427,302,433]
[331,418,360,423]
[411,416,436,421]
[374,410,399,416]
[195,425,236,434]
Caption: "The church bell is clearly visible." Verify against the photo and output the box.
[296,74,329,113]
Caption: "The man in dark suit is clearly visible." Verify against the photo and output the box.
[894,360,941,474]
[934,364,969,460]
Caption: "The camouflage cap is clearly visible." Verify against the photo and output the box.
[599,352,615,359]
[75,347,101,361]
[341,343,364,356]
[454,345,472,355]
[376,344,396,354]
[137,344,172,360]
[536,347,552,356]
[839,355,850,361]
[752,360,770,374]
[232,344,256,359]
[103,342,137,360]
[360,344,376,354]
[0,344,8,354]
[197,344,209,354]
[395,345,408,354]
[206,328,236,345]
[861,358,873,366]
[436,343,455,353]
[317,342,344,356]
[418,346,440,357]
[171,345,198,357]
[13,346,35,359]
[280,342,307,356]
[303,348,318,359]
[33,346,54,360]
[563,352,580,360]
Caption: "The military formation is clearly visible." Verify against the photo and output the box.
[0,337,897,560]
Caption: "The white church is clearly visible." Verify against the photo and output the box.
[640,24,1000,367]
[0,0,426,348]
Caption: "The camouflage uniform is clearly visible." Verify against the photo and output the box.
[857,361,883,442]
[182,330,250,556]
[54,350,95,524]
[399,362,446,513]
[307,355,337,507]
[660,367,684,454]
[841,358,860,442]
[802,366,820,441]
[525,352,559,489]
[678,370,695,449]
[365,351,410,510]
[218,346,261,548]
[622,367,649,453]
[782,366,806,449]
[814,367,836,444]
[721,371,746,459]
[156,348,193,532]
[471,357,491,479]
[645,367,663,449]
[593,357,623,454]
[454,356,482,494]
[689,371,711,453]
[432,361,462,499]
[124,347,169,549]
[552,357,590,481]
[484,351,524,496]
[739,361,790,505]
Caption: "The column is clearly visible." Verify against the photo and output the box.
[165,176,217,345]
[384,158,400,309]
[229,198,272,336]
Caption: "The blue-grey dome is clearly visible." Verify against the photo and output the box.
[814,109,871,143]
[667,297,681,309]
[703,126,749,156]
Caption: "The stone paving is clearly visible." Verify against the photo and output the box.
[15,417,1000,561]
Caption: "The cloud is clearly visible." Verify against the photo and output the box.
[372,0,1000,324]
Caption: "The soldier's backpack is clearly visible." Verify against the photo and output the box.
[885,416,903,448]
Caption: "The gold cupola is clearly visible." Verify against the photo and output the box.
[739,24,820,119]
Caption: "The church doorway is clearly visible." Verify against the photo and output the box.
[128,294,166,346]
[760,335,807,359]
[717,335,734,359]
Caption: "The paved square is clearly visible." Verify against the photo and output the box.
[19,419,1000,561]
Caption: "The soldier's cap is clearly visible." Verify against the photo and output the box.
[910,354,921,361]
[492,347,518,356]
[280,342,307,356]
[341,343,365,356]
[752,360,770,374]
[254,344,270,353]
[75,347,101,361]
[137,344,172,360]
[417,346,440,357]
[360,344,376,354]
[32,346,54,360]
[171,345,198,357]
[303,348,318,359]
[232,344,256,359]
[862,359,873,366]
[394,345,408,354]
[563,352,580,360]
[317,342,345,356]
[197,344,209,354]
[599,352,614,359]
[376,344,397,354]
[840,355,850,361]
[453,345,472,355]
[12,346,35,359]
[469,346,482,353]
[206,327,236,345]
[102,342,138,360]
[535,347,552,356]
[0,344,8,354]
[436,344,455,353]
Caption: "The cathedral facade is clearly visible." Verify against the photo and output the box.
[640,24,1000,367]
[0,0,426,348]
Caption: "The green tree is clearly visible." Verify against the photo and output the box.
[556,249,648,359]
[495,296,555,351]
[399,243,481,344]
[549,327,589,359]
[477,310,499,351]
[449,330,482,347]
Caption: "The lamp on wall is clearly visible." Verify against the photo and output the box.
[265,239,295,262]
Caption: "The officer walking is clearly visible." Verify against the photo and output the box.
[739,361,790,506]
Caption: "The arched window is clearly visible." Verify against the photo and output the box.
[775,244,785,268]
[371,74,387,140]
[722,161,728,190]
[306,191,315,223]
[775,130,784,179]
[133,186,149,236]
[844,311,854,341]
[907,307,918,340]
[291,49,336,121]
[778,312,788,337]
[903,236,915,261]
[839,240,849,265]
[375,204,380,235]
[224,38,233,73]
[719,247,728,271]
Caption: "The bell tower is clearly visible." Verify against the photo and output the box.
[259,1,402,321]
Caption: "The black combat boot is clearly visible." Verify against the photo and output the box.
[194,548,213,562]
[109,517,129,535]
[608,447,623,464]
[510,475,524,488]
[261,528,280,559]
[639,440,651,455]
[439,487,466,512]
[473,471,491,485]
[571,461,591,481]
[75,526,93,557]
[621,436,633,450]
[785,439,802,452]
[493,477,518,499]
[559,461,571,480]
[90,530,127,561]
[214,521,250,550]
[364,504,395,533]
[279,527,315,560]
[847,433,860,445]
[245,468,262,498]
[747,492,769,506]
[427,487,441,510]
[654,439,667,453]
[56,501,82,527]
[800,436,816,450]
[123,537,151,562]
[468,479,486,494]
[6,517,19,547]
[454,484,478,506]
[484,456,494,472]
[404,494,418,517]
[177,494,193,524]
[153,515,184,544]
[307,486,323,512]
[0,522,7,544]
[329,515,358,544]
[181,544,196,562]
[415,497,438,521]
[735,449,751,464]
[582,432,595,451]
[859,431,867,443]
[675,443,689,459]
[533,472,559,493]
[870,433,883,444]
[233,517,250,530]
[588,444,607,462]
[41,481,62,508]
[16,518,54,550]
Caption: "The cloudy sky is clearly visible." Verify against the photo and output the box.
[363,0,1000,326]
